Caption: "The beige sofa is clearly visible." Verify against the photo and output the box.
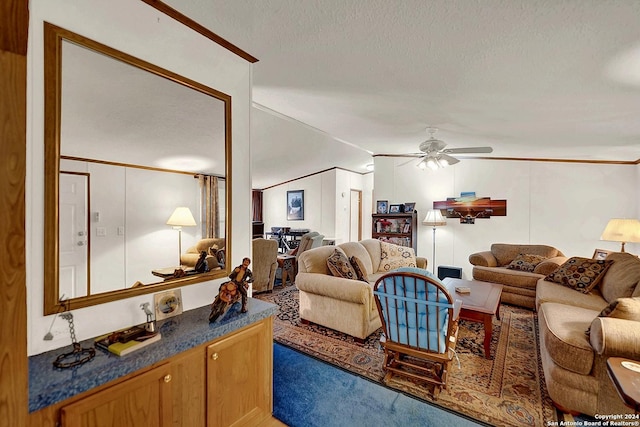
[296,239,427,342]
[536,252,640,416]
[469,243,567,309]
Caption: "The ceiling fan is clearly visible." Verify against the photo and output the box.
[400,127,493,170]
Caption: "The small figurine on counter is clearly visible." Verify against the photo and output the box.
[194,250,209,273]
[208,257,253,323]
[228,257,253,313]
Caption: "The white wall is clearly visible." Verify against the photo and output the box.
[27,0,252,355]
[374,156,639,278]
[263,169,373,244]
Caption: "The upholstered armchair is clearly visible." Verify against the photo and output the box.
[181,238,225,271]
[293,231,324,277]
[251,238,278,293]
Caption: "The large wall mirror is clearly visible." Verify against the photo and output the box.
[43,22,232,315]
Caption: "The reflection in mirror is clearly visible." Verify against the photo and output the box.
[44,23,232,314]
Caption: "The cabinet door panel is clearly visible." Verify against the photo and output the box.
[171,346,206,426]
[207,318,273,427]
[60,363,172,427]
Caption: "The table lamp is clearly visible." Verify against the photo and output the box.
[423,209,447,273]
[167,207,197,266]
[600,218,640,253]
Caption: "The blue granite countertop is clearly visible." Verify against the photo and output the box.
[28,298,277,413]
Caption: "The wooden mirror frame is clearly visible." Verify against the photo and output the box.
[43,22,232,315]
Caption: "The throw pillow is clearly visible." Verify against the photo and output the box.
[545,257,613,293]
[379,241,417,272]
[349,256,369,282]
[506,253,547,272]
[209,244,219,256]
[327,248,358,280]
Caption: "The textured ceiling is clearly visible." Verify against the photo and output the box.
[165,0,640,188]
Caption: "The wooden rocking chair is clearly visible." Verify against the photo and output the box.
[373,267,462,399]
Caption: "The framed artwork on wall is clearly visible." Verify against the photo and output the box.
[592,249,612,261]
[376,200,388,214]
[287,190,304,220]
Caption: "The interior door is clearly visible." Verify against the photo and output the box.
[59,172,89,299]
[349,190,362,242]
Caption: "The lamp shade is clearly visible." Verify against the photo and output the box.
[600,218,640,244]
[423,209,446,227]
[166,207,196,227]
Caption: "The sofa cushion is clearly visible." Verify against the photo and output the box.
[360,239,383,272]
[536,279,609,312]
[298,246,336,275]
[545,257,613,293]
[473,266,542,289]
[507,253,547,272]
[600,252,640,303]
[491,243,562,266]
[340,241,374,275]
[379,241,417,272]
[327,248,358,280]
[350,256,369,282]
[539,302,597,375]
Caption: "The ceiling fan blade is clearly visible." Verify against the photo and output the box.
[442,146,493,154]
[439,154,460,166]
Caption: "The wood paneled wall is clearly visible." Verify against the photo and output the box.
[0,1,28,426]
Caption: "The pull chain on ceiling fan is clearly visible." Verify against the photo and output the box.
[400,127,493,170]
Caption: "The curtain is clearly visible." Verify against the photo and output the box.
[252,190,263,222]
[199,175,219,238]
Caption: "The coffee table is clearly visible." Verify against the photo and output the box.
[442,277,503,359]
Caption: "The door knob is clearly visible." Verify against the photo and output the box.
[211,352,219,361]
[163,374,172,383]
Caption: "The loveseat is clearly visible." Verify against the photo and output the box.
[535,252,640,416]
[469,243,567,309]
[296,239,427,342]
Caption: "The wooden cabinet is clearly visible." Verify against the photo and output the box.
[207,317,273,427]
[60,363,173,427]
[372,211,418,252]
[33,317,273,427]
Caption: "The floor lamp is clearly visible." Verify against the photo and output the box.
[423,209,447,273]
[167,207,197,266]
[600,218,640,253]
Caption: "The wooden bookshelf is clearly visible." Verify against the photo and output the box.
[372,211,418,252]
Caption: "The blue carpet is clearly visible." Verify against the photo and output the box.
[272,343,487,427]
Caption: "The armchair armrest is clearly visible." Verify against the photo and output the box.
[534,256,569,275]
[416,256,427,269]
[589,317,640,359]
[468,251,498,267]
[295,273,372,305]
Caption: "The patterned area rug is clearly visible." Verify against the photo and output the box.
[255,285,558,427]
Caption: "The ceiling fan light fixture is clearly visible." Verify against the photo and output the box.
[426,157,439,171]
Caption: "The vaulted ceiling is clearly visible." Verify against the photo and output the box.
[166,0,640,189]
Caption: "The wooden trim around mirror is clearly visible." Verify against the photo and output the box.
[43,22,232,315]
